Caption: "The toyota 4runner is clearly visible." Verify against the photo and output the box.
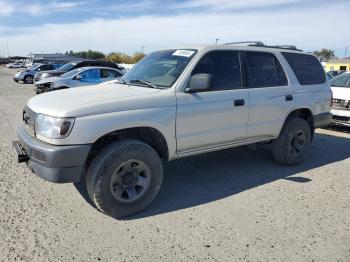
[13,42,332,218]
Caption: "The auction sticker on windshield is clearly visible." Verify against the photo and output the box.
[172,50,195,57]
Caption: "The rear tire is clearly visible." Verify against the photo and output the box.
[86,139,163,218]
[272,117,311,165]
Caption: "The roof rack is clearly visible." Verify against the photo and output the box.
[267,45,302,51]
[224,41,265,47]
[223,41,302,51]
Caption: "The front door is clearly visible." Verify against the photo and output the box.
[72,68,102,87]
[176,50,249,154]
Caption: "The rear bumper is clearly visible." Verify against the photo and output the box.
[330,108,350,126]
[13,126,92,183]
[313,112,332,128]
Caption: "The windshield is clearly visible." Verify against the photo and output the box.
[58,62,76,71]
[61,68,84,78]
[29,64,41,71]
[122,49,197,88]
[331,73,350,88]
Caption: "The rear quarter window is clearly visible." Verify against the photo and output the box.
[282,52,326,85]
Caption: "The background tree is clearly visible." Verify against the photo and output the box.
[66,50,146,64]
[313,48,335,62]
[107,52,145,64]
[132,52,145,63]
[65,50,105,59]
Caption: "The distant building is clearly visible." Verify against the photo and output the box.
[0,56,29,64]
[28,53,86,64]
[325,59,350,72]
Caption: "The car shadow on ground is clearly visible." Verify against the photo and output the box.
[74,131,350,220]
[326,125,350,134]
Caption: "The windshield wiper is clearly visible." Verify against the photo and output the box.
[117,77,126,84]
[128,79,159,89]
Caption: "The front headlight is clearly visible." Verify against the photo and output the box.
[48,82,55,89]
[35,114,75,139]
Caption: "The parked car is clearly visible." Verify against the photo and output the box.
[13,63,62,84]
[13,44,331,218]
[35,67,124,93]
[6,62,25,69]
[34,60,125,82]
[330,72,350,126]
[328,70,346,78]
[326,73,333,80]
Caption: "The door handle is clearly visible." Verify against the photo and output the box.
[234,99,245,106]
[285,95,293,101]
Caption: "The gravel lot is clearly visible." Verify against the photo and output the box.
[0,67,349,262]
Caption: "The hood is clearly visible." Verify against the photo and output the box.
[27,84,171,117]
[331,86,350,100]
[38,70,66,76]
[35,76,62,85]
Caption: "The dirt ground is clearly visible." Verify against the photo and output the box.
[0,67,349,262]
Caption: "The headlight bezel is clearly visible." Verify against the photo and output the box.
[34,114,75,139]
[41,72,50,78]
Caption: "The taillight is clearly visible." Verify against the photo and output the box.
[330,89,333,107]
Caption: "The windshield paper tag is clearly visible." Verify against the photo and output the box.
[172,50,195,57]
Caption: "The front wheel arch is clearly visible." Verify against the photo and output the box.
[84,127,169,172]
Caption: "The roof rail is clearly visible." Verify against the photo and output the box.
[223,41,302,51]
[223,41,265,47]
[267,45,302,51]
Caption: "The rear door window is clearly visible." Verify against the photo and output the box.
[100,69,121,79]
[282,52,326,85]
[243,51,288,88]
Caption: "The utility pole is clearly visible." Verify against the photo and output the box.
[215,38,219,45]
[6,42,9,57]
[141,45,145,53]
[345,46,348,58]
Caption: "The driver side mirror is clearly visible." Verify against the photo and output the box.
[74,74,83,80]
[185,73,212,93]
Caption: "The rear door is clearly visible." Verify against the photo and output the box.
[242,51,295,139]
[176,50,250,154]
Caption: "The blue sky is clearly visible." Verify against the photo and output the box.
[0,0,349,56]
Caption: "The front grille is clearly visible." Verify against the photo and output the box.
[332,99,350,110]
[23,106,37,136]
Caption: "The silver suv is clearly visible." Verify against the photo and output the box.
[13,42,332,218]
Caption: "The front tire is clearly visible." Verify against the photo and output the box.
[272,117,311,165]
[86,140,163,218]
[24,75,33,84]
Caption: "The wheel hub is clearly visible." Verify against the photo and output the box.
[120,172,137,188]
[110,159,151,203]
[290,130,305,156]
